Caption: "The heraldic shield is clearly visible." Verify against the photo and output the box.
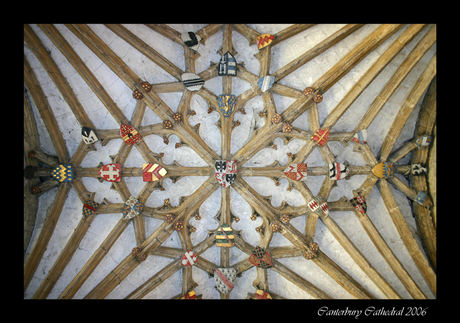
[52,164,74,182]
[181,73,204,92]
[142,163,167,182]
[216,223,235,247]
[214,268,236,294]
[123,196,144,220]
[311,127,330,147]
[218,51,237,76]
[372,162,394,179]
[249,246,272,268]
[99,163,121,182]
[215,160,237,187]
[284,163,307,181]
[120,124,142,146]
[329,162,349,180]
[218,94,236,117]
[308,196,329,217]
[256,33,274,50]
[81,127,98,145]
[82,200,99,217]
[350,195,367,214]
[181,250,198,266]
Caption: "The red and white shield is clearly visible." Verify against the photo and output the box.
[98,163,121,182]
[328,162,349,180]
[311,128,330,147]
[284,163,307,181]
[215,160,237,188]
[308,196,328,217]
[181,250,198,266]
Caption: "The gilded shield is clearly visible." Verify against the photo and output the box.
[218,94,236,117]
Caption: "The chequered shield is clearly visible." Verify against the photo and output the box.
[283,163,307,181]
[181,250,198,266]
[218,94,236,117]
[52,164,74,182]
[249,246,272,268]
[215,160,237,187]
[214,268,236,294]
[123,196,144,219]
[350,195,367,213]
[82,200,99,217]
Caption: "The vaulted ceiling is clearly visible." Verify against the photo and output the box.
[24,24,436,299]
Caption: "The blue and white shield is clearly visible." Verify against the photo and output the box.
[218,51,237,76]
[218,94,236,117]
[415,136,432,149]
[123,196,144,219]
[257,75,275,93]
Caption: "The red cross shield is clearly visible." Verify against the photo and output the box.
[98,163,121,182]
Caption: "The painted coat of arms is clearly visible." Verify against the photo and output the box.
[329,162,349,180]
[216,223,235,247]
[142,163,167,182]
[82,199,99,217]
[181,73,204,92]
[258,75,275,93]
[372,162,394,179]
[81,127,98,145]
[308,196,329,217]
[181,32,201,51]
[256,33,274,50]
[352,129,367,144]
[52,164,74,182]
[214,268,236,294]
[283,163,307,181]
[350,195,367,213]
[218,94,236,117]
[123,196,144,219]
[98,163,121,182]
[415,135,432,149]
[311,127,330,147]
[252,289,272,299]
[215,160,237,188]
[218,51,237,76]
[120,124,142,146]
[181,291,197,299]
[181,250,198,266]
[249,246,272,269]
